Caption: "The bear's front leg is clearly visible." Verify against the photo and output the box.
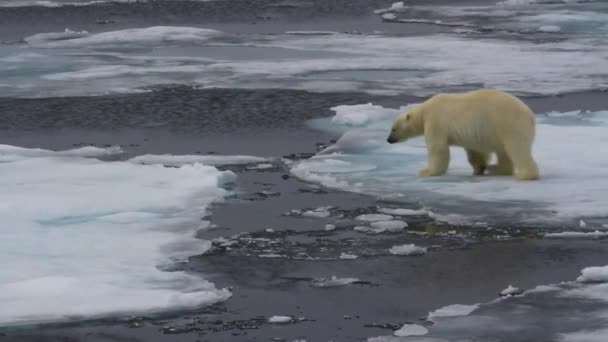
[418,138,450,177]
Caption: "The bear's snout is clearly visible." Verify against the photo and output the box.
[386,136,397,144]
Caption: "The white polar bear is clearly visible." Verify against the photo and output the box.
[386,89,539,181]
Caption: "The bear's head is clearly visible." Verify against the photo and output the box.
[386,105,424,144]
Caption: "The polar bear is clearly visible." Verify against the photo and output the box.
[386,89,539,180]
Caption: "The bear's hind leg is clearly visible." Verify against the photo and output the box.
[465,149,489,176]
[487,149,513,175]
[419,140,450,177]
[504,142,539,181]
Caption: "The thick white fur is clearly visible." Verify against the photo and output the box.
[387,89,539,180]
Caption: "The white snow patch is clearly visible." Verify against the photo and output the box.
[302,208,331,218]
[0,145,234,326]
[394,323,429,337]
[389,244,427,256]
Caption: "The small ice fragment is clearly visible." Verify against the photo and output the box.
[580,220,587,229]
[394,324,428,337]
[356,214,393,221]
[576,266,608,283]
[259,254,282,258]
[382,13,397,21]
[379,208,428,216]
[339,253,358,259]
[312,276,360,287]
[538,25,560,33]
[303,209,331,218]
[265,228,275,233]
[545,230,608,239]
[247,163,274,170]
[370,220,408,232]
[324,224,336,231]
[389,244,427,256]
[427,304,479,320]
[500,285,522,296]
[268,315,293,323]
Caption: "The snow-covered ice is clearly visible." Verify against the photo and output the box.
[0,145,235,326]
[292,105,608,225]
[128,154,268,167]
[389,244,427,256]
[545,231,608,239]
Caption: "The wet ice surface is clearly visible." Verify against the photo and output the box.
[365,265,608,341]
[0,144,255,326]
[2,0,608,98]
[292,104,608,227]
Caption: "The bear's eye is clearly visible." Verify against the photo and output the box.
[405,115,410,121]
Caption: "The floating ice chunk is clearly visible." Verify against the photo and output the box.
[379,208,428,216]
[259,254,283,258]
[538,25,561,33]
[580,220,588,229]
[500,285,522,296]
[524,284,562,294]
[370,220,408,231]
[330,104,401,127]
[394,323,428,337]
[389,244,427,256]
[325,224,337,231]
[428,304,479,321]
[354,224,403,234]
[302,208,331,218]
[285,31,338,36]
[374,1,406,14]
[559,328,608,342]
[0,144,122,162]
[545,231,608,239]
[128,154,267,167]
[0,145,234,326]
[268,315,293,323]
[577,266,608,283]
[312,276,360,287]
[356,214,394,222]
[339,253,358,259]
[247,163,275,170]
[25,28,89,44]
[29,26,223,47]
[382,13,398,21]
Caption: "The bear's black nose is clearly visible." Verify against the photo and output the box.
[387,137,396,144]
